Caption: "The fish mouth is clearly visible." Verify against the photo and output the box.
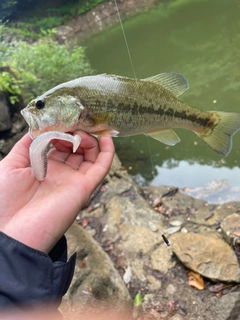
[21,108,41,138]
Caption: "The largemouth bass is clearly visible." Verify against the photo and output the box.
[21,73,240,156]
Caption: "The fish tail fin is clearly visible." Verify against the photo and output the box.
[197,111,240,156]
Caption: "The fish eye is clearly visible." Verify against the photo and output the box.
[36,100,45,110]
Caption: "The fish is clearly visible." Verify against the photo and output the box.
[21,72,240,156]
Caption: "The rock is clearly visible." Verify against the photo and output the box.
[120,224,164,255]
[129,259,147,282]
[167,226,181,234]
[221,213,240,244]
[171,232,240,282]
[182,179,230,203]
[65,173,240,319]
[151,244,175,274]
[169,220,183,227]
[181,227,188,233]
[64,223,132,312]
[147,275,162,291]
[0,93,12,131]
[208,292,240,320]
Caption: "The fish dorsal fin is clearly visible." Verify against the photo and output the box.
[143,72,189,97]
[147,129,181,146]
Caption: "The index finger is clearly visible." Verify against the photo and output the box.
[51,131,100,163]
[84,136,115,190]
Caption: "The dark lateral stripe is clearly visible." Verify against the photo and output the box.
[113,101,166,116]
[104,99,212,128]
[159,106,212,128]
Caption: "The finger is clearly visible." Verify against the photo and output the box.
[4,133,32,168]
[48,131,98,169]
[75,131,100,163]
[50,139,77,153]
[84,136,115,189]
[51,132,99,164]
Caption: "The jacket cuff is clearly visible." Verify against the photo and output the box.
[0,231,76,309]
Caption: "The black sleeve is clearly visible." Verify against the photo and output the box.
[0,231,76,314]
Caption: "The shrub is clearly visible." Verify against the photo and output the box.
[1,38,93,102]
[0,70,21,105]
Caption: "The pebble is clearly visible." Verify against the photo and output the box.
[170,220,183,227]
[123,266,132,284]
[102,224,108,232]
[166,283,177,296]
[167,226,181,234]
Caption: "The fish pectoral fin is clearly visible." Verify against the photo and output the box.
[147,129,181,146]
[91,111,116,125]
[143,72,189,97]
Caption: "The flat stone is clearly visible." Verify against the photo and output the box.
[171,232,240,282]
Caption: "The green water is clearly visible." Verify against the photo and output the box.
[84,0,240,196]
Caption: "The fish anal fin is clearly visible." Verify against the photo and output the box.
[147,129,181,146]
[143,72,189,97]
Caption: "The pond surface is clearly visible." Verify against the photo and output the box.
[85,0,240,203]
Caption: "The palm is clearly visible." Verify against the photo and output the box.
[0,132,114,253]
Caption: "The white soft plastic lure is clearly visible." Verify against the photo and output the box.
[29,131,81,181]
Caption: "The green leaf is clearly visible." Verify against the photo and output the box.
[133,292,142,307]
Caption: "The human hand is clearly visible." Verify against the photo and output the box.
[0,132,115,253]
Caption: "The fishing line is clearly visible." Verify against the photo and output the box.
[112,1,168,244]
[113,0,155,180]
[146,135,155,179]
[113,0,137,79]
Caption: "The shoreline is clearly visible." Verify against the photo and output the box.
[55,0,167,45]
